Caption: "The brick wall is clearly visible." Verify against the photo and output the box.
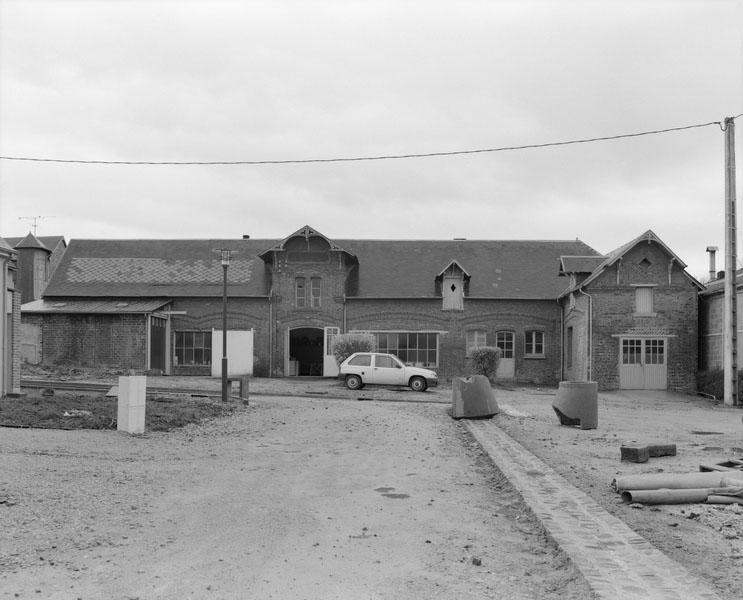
[698,287,743,372]
[170,297,270,376]
[267,247,351,376]
[346,297,562,383]
[586,242,699,392]
[40,313,148,370]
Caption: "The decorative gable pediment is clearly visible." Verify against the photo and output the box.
[258,225,357,267]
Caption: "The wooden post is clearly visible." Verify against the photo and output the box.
[723,116,738,406]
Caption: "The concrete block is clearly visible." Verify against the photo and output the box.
[117,375,146,434]
[620,442,677,462]
[451,375,499,419]
[620,443,650,463]
[647,443,677,458]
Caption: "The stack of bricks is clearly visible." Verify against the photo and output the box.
[620,441,677,463]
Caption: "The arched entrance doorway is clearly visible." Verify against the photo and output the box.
[288,327,324,376]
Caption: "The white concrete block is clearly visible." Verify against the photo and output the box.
[117,376,146,434]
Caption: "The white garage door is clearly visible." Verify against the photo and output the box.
[619,338,667,390]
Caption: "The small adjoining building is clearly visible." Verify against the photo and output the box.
[559,230,702,392]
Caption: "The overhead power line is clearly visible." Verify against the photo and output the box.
[0,118,737,166]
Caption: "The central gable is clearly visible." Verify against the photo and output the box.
[258,225,357,266]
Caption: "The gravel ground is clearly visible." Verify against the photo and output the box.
[0,384,593,600]
[5,371,742,598]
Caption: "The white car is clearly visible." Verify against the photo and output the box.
[339,352,438,392]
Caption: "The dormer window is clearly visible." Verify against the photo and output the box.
[438,260,469,311]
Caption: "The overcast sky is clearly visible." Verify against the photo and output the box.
[1,0,741,280]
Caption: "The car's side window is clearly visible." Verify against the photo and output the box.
[375,355,395,368]
[349,354,371,366]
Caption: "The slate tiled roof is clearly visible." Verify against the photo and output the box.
[700,268,743,296]
[43,236,600,300]
[11,233,48,251]
[559,255,606,275]
[6,235,66,252]
[22,298,170,314]
[0,238,16,256]
[336,238,599,299]
[43,239,271,298]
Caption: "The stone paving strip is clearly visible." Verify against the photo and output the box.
[466,419,723,600]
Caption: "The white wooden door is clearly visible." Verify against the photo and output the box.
[495,331,515,379]
[619,338,667,389]
[323,327,340,377]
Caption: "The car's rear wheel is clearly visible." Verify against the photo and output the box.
[409,376,427,392]
[345,374,363,390]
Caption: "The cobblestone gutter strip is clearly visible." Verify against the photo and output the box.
[465,420,723,600]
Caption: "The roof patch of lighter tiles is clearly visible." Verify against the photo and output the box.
[68,258,254,283]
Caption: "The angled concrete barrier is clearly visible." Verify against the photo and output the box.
[451,375,499,419]
[552,381,598,429]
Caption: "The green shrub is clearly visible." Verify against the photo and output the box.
[469,346,501,382]
[331,333,376,365]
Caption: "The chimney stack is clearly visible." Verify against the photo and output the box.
[707,246,719,280]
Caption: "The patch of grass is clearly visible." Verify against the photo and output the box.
[0,391,240,431]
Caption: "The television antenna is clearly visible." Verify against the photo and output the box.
[18,215,55,236]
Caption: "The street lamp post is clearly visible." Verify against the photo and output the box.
[220,249,231,402]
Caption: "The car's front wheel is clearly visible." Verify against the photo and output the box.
[409,376,427,392]
[345,374,363,390]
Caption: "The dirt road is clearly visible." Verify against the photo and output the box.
[0,395,593,600]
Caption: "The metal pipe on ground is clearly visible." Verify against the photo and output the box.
[620,487,742,505]
[611,472,743,492]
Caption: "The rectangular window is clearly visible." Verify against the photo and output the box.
[295,277,306,307]
[495,331,514,359]
[175,330,212,366]
[622,339,642,364]
[525,330,545,357]
[359,331,438,368]
[310,277,321,308]
[566,327,573,369]
[645,339,665,365]
[466,330,487,356]
[635,286,654,315]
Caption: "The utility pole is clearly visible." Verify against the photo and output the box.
[220,249,231,402]
[723,116,738,406]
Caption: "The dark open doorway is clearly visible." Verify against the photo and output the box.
[289,327,324,376]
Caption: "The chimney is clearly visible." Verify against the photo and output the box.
[706,246,719,280]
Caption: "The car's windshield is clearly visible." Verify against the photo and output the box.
[391,355,405,368]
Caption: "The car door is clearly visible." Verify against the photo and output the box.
[371,354,406,385]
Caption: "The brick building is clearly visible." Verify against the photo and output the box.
[698,260,743,372]
[558,230,702,392]
[21,225,701,390]
[1,237,21,397]
[4,233,67,304]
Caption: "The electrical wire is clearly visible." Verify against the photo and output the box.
[0,118,733,166]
